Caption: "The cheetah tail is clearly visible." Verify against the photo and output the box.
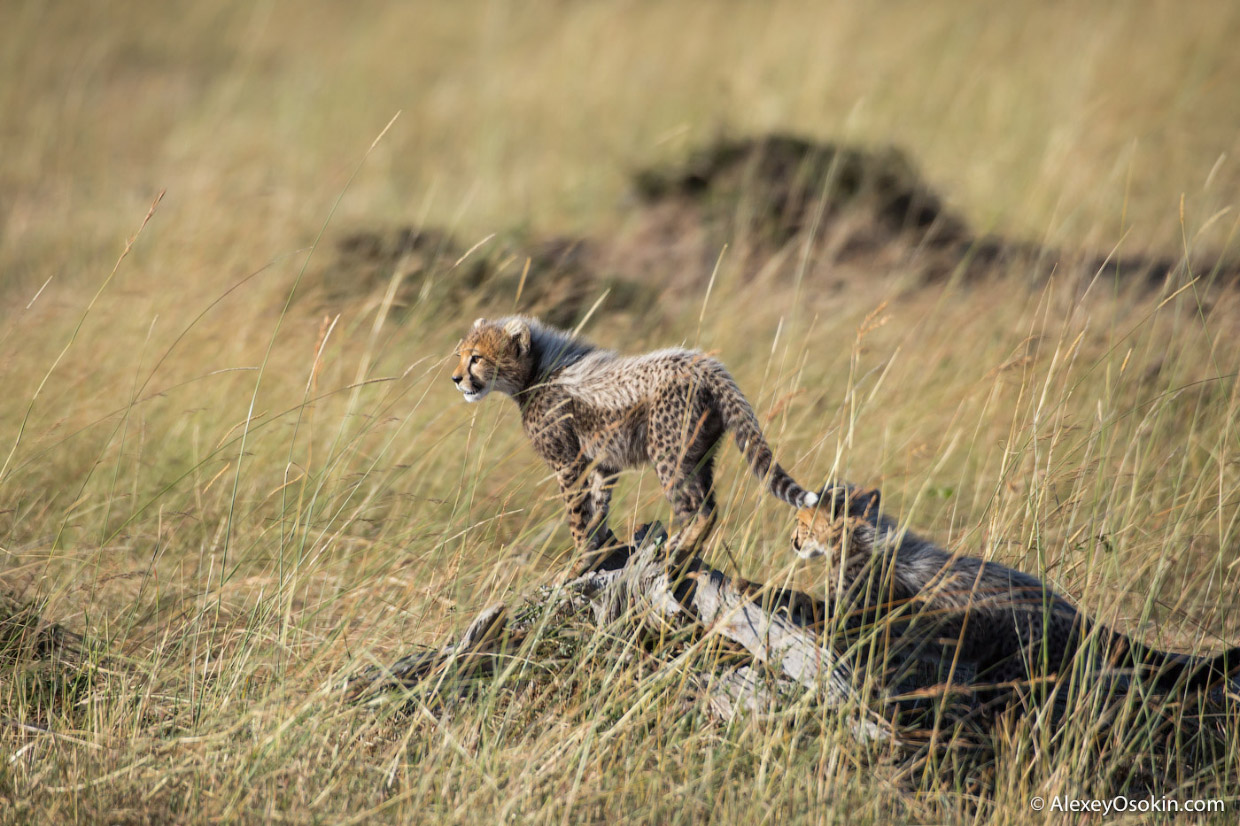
[1180,644,1240,692]
[1139,643,1240,692]
[709,368,818,509]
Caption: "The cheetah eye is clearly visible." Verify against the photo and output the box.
[469,354,480,366]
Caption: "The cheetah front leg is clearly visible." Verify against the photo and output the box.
[578,465,626,573]
[555,460,623,575]
[554,459,594,550]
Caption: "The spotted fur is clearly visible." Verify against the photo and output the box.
[793,484,1240,695]
[451,316,817,566]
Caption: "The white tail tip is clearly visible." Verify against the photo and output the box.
[800,491,819,508]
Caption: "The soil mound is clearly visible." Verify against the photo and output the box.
[1,592,90,727]
[629,135,1222,289]
[315,134,1233,320]
[323,227,657,328]
[0,592,80,665]
[633,134,969,249]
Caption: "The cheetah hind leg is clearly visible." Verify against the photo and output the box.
[668,508,717,560]
[647,389,723,565]
[661,458,719,567]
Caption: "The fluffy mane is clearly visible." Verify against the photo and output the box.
[503,316,609,377]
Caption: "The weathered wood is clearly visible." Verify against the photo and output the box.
[574,524,893,741]
[684,568,892,741]
[701,666,796,721]
[355,522,897,743]
[350,603,512,698]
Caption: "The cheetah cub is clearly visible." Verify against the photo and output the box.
[793,484,1240,694]
[451,316,818,568]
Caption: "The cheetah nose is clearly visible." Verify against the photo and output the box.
[452,374,463,384]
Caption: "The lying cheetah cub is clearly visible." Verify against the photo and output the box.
[794,485,1240,693]
[452,316,817,568]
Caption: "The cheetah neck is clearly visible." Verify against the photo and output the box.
[524,320,604,387]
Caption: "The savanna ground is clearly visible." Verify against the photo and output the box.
[3,1,1240,823]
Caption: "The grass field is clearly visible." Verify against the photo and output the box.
[3,1,1240,822]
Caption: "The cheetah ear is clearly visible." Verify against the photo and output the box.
[823,484,850,516]
[473,317,487,329]
[503,318,531,356]
[824,484,879,517]
[851,487,881,517]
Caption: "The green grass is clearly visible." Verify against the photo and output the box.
[2,1,1240,822]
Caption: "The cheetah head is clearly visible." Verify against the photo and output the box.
[792,484,880,561]
[451,317,534,403]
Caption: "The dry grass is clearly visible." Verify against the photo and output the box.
[2,1,1240,823]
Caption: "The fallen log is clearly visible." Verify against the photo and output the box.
[350,522,899,745]
[348,517,1239,802]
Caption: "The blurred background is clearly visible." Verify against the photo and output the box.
[3,1,1240,821]
[6,1,1240,264]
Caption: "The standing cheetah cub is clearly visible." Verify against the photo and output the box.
[451,316,818,568]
